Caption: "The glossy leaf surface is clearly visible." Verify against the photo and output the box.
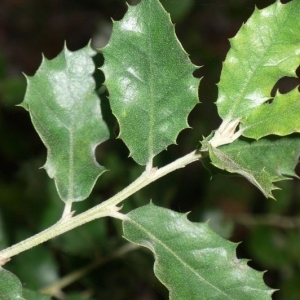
[21,45,109,202]
[123,203,274,299]
[208,136,300,198]
[242,88,300,139]
[216,0,300,121]
[101,0,199,165]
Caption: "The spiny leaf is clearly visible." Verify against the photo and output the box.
[101,0,199,165]
[216,0,300,122]
[241,87,300,139]
[208,136,300,198]
[21,44,109,203]
[123,203,274,300]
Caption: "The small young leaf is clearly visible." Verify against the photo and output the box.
[208,136,300,198]
[101,0,199,165]
[123,203,274,299]
[241,88,300,139]
[0,268,25,300]
[216,0,300,121]
[21,44,109,202]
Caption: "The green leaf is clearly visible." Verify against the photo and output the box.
[123,203,274,299]
[208,136,300,198]
[216,0,300,121]
[101,0,199,165]
[21,44,109,202]
[0,268,25,300]
[241,87,300,139]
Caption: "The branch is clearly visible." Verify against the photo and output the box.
[0,150,202,264]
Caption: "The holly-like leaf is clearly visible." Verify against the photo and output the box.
[208,136,300,198]
[21,45,109,202]
[216,0,300,122]
[0,268,25,300]
[101,0,199,165]
[241,88,300,139]
[123,203,274,299]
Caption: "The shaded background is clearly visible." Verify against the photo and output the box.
[1,0,300,299]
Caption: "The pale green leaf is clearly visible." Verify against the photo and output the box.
[241,87,300,139]
[208,136,300,198]
[0,268,25,300]
[123,203,274,299]
[21,44,109,202]
[101,0,199,165]
[216,0,300,121]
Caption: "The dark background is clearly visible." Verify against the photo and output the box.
[1,0,300,299]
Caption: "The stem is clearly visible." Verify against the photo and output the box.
[61,201,73,219]
[0,150,202,264]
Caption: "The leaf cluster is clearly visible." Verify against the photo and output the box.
[0,0,300,299]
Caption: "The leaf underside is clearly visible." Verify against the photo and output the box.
[101,0,199,165]
[21,44,109,202]
[208,135,300,198]
[216,0,300,139]
[123,203,274,300]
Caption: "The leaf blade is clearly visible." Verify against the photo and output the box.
[0,268,25,300]
[216,0,300,121]
[241,88,300,139]
[101,0,199,165]
[208,136,300,198]
[123,203,274,299]
[21,45,109,202]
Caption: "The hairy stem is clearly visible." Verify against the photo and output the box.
[0,150,202,264]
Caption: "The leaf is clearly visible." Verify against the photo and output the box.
[123,203,274,300]
[0,268,25,300]
[101,0,199,165]
[21,44,109,202]
[241,87,300,139]
[216,0,300,121]
[208,135,300,198]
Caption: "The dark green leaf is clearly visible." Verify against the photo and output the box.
[102,0,199,165]
[123,203,274,299]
